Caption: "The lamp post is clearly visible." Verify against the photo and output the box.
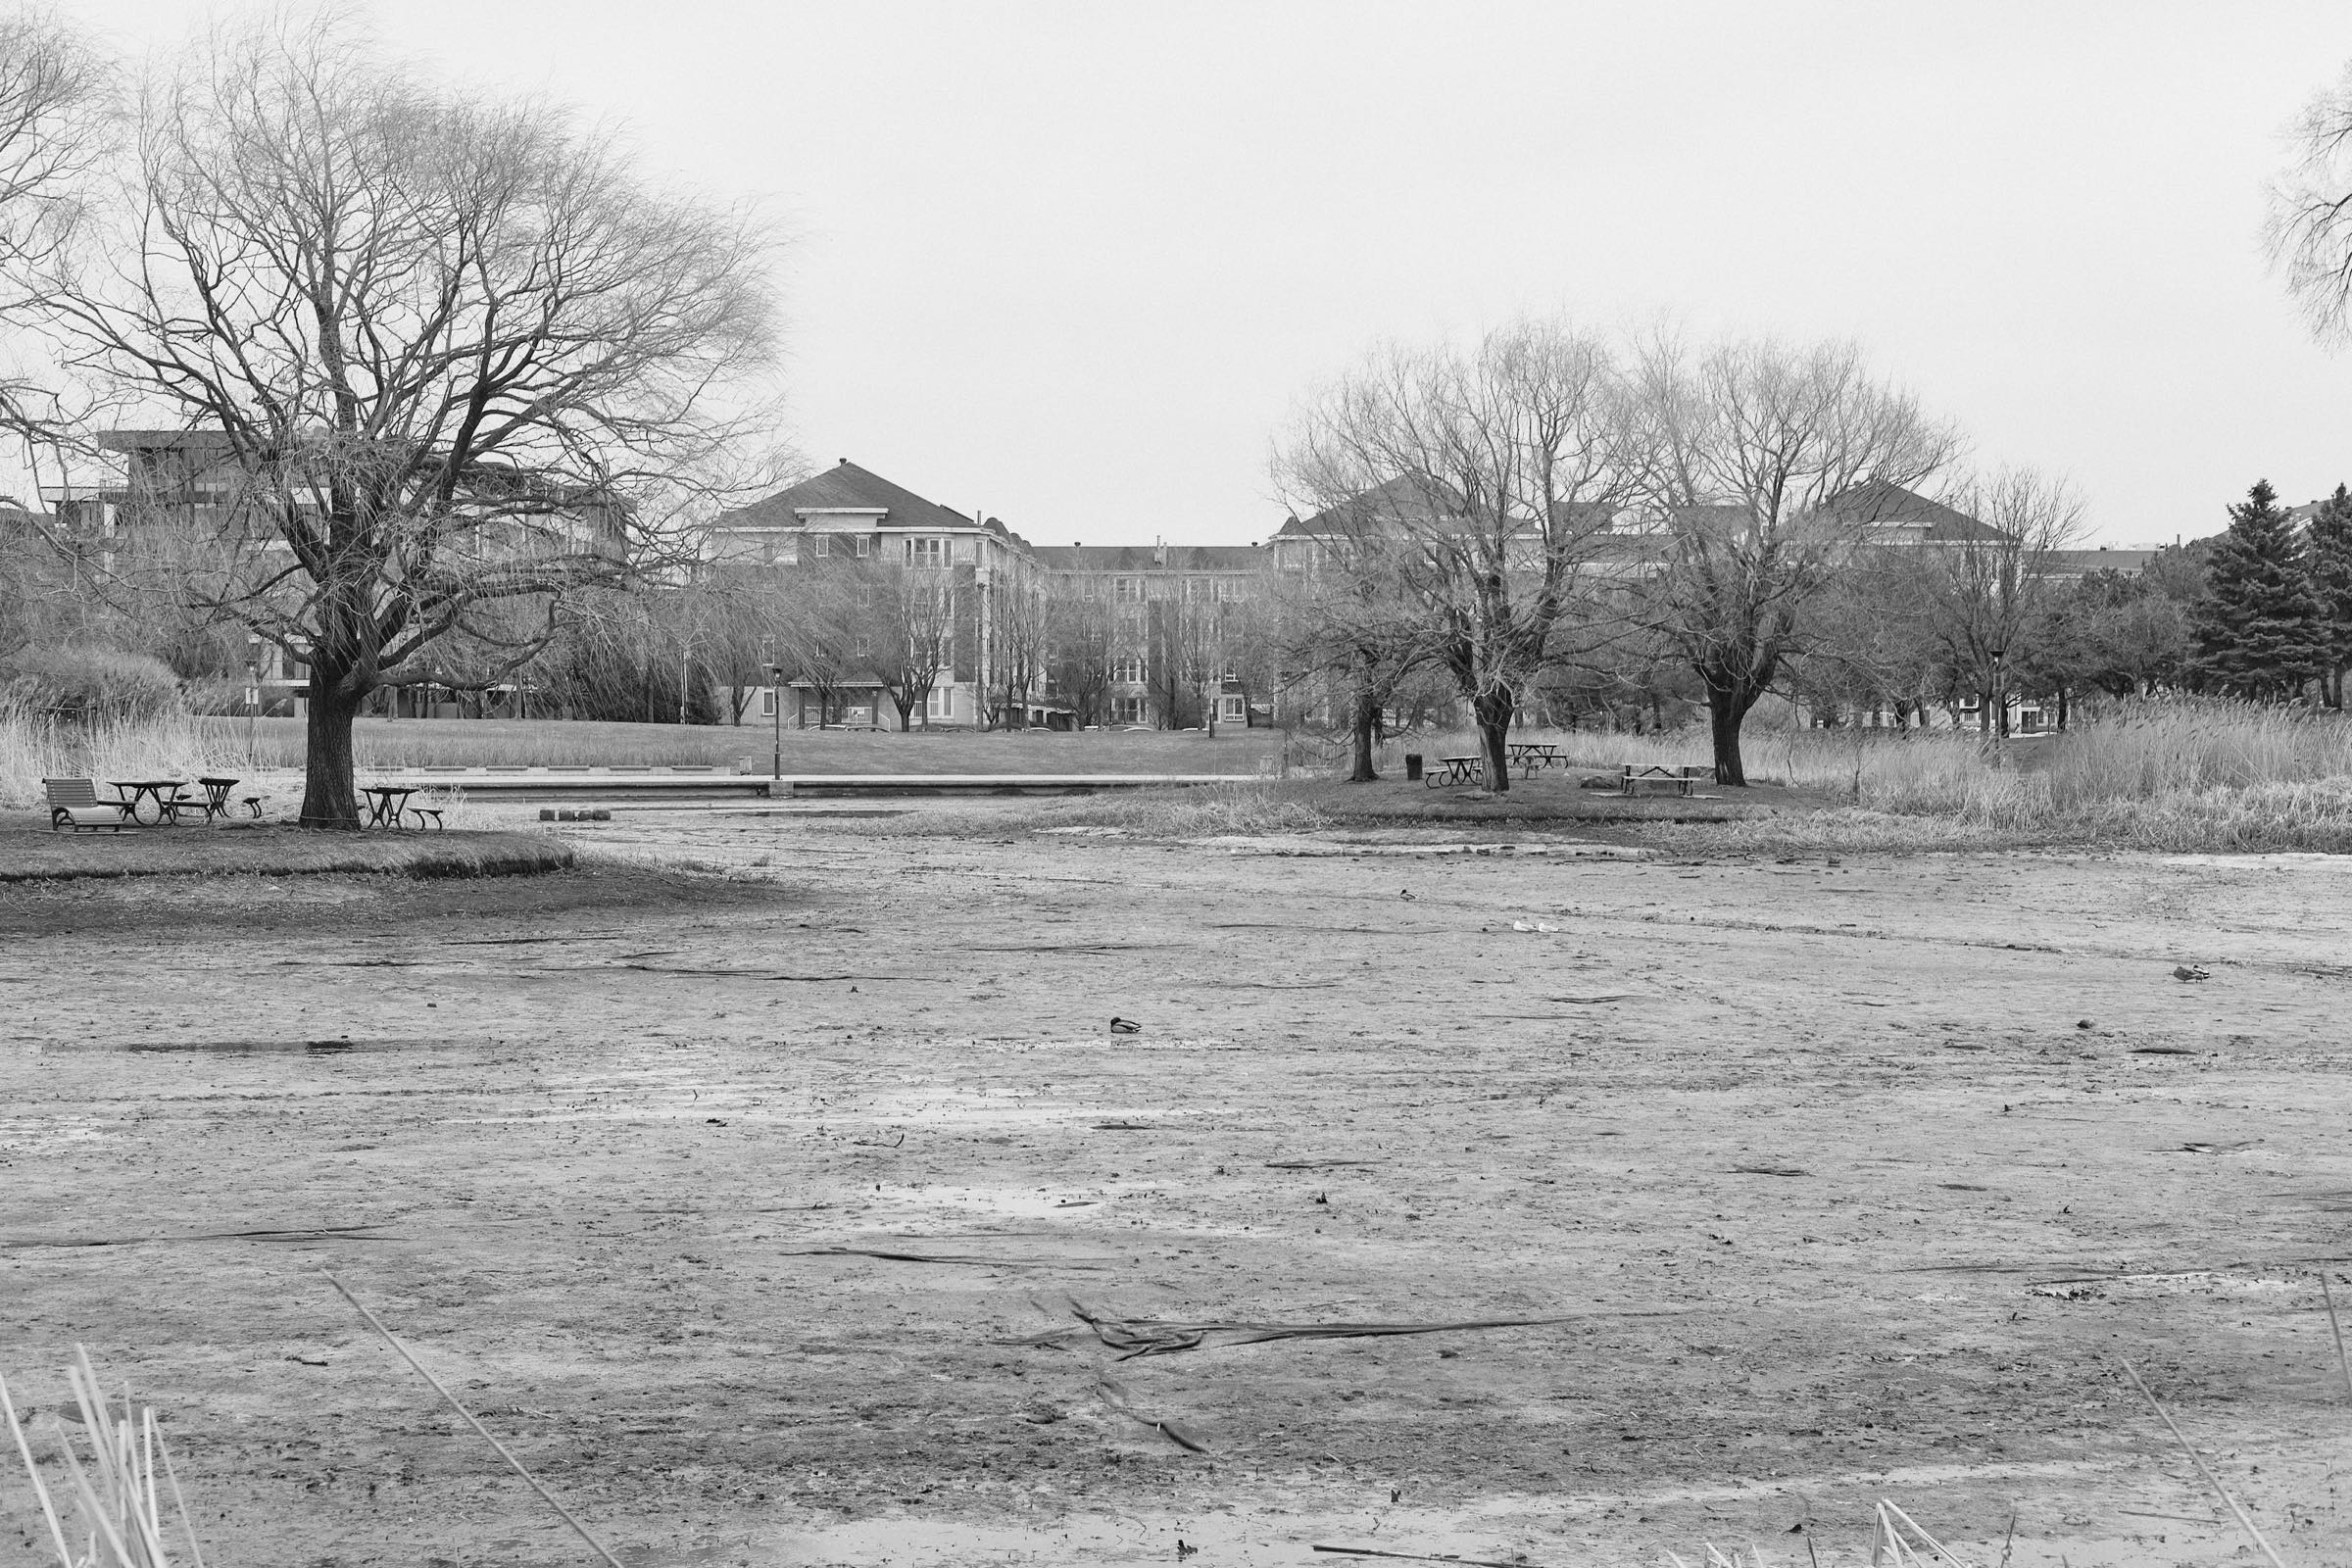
[765,662,783,785]
[245,660,261,760]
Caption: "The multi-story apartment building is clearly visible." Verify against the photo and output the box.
[40,428,627,717]
[707,461,1046,728]
[708,464,1278,729]
[1024,543,1269,728]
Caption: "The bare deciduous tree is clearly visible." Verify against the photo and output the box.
[1267,534,1434,780]
[0,5,106,433]
[983,571,1051,728]
[869,560,958,730]
[1046,585,1116,729]
[1276,320,1633,791]
[1899,468,2084,736]
[24,15,781,823]
[770,564,862,729]
[2269,64,2352,341]
[1630,336,1956,786]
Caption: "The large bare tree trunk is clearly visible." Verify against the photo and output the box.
[1474,687,1513,793]
[299,673,365,828]
[1707,683,1751,788]
[1348,686,1380,782]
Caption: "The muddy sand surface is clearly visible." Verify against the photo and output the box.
[4,813,2351,1567]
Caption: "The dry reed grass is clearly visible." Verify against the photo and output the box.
[1647,699,2352,856]
[0,710,275,810]
[1664,1499,1990,1567]
[1,1347,205,1568]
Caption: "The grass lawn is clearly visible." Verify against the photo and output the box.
[0,822,572,881]
[195,715,1290,774]
[886,769,1805,842]
[1278,767,1799,825]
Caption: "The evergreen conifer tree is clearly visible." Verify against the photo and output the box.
[2191,479,2329,700]
[2307,483,2352,709]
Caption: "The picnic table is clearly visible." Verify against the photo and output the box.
[1619,763,1712,797]
[1425,755,1483,788]
[1506,742,1562,777]
[190,776,243,822]
[108,778,189,827]
[362,784,418,828]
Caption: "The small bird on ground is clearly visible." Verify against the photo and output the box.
[1109,1017,1142,1034]
[2172,965,2210,983]
[1399,888,1417,901]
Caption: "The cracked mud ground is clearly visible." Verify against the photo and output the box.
[4,819,2351,1566]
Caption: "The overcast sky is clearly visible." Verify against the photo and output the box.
[50,0,2352,548]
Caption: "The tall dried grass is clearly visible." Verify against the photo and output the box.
[0,1348,205,1568]
[0,710,271,809]
[2045,698,2352,807]
[1652,699,2352,855]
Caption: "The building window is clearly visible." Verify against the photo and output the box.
[926,686,955,721]
[1111,696,1148,724]
[907,537,945,566]
[853,533,873,558]
[809,533,831,559]
[1112,654,1146,683]
[1113,576,1140,603]
[760,690,776,717]
[1219,695,1246,721]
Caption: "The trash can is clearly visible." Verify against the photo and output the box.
[1404,753,1423,781]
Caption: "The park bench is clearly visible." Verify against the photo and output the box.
[43,777,136,832]
[1620,763,1713,797]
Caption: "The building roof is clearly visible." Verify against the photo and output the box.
[2044,548,2158,575]
[1830,481,2012,542]
[94,429,238,454]
[1029,543,1265,572]
[713,460,1021,545]
[1275,473,1464,538]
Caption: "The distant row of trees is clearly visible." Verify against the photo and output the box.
[1266,323,1984,789]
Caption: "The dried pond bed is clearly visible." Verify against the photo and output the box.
[3,829,2350,1565]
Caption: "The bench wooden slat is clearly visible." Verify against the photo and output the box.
[43,777,133,832]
